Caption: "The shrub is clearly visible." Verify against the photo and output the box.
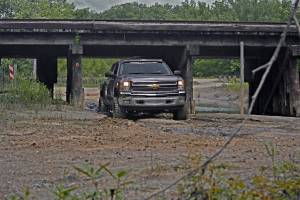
[0,78,51,110]
[8,163,129,200]
[178,145,300,200]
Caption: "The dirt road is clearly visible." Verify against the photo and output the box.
[0,109,299,199]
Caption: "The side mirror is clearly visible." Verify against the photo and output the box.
[174,70,182,75]
[105,72,115,78]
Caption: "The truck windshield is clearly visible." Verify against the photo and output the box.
[120,62,172,75]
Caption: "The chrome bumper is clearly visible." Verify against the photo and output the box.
[118,92,186,108]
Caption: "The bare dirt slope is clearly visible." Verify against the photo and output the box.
[0,110,299,199]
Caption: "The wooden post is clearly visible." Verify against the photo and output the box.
[0,58,3,89]
[186,56,195,114]
[288,58,300,117]
[66,47,73,103]
[178,47,195,115]
[240,41,245,116]
[71,44,83,108]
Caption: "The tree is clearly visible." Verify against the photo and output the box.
[0,0,75,19]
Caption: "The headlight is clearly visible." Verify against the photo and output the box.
[178,80,185,90]
[123,81,130,87]
[119,81,131,91]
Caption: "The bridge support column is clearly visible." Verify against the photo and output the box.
[287,57,300,117]
[69,44,83,107]
[247,49,300,117]
[66,48,73,103]
[179,47,194,114]
[0,57,3,89]
[37,56,57,98]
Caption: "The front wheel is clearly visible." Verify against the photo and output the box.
[112,98,126,118]
[173,104,188,120]
[98,98,107,113]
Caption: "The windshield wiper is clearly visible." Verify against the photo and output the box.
[128,72,144,74]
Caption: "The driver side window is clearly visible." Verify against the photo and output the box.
[113,64,119,75]
[110,63,119,75]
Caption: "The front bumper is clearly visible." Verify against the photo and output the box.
[118,92,186,110]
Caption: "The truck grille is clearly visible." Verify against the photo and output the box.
[131,81,178,93]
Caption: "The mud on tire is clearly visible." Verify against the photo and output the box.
[98,98,107,113]
[173,103,188,120]
[113,98,126,118]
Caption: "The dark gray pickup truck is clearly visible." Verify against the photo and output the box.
[99,59,188,120]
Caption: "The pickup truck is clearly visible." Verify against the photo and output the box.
[99,59,188,120]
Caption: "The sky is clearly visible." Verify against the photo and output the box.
[70,0,212,11]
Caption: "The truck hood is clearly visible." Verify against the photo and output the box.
[119,75,182,82]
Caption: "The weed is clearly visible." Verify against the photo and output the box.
[7,188,30,200]
[0,77,51,111]
[178,146,300,200]
[8,163,130,200]
[226,77,248,92]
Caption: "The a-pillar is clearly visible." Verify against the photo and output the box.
[69,44,83,107]
[36,56,57,98]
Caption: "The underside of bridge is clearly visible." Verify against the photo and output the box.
[0,20,299,117]
[1,44,299,117]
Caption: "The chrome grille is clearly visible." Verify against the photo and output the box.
[131,81,178,93]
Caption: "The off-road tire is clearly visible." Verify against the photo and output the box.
[98,98,107,113]
[173,104,188,120]
[112,98,126,118]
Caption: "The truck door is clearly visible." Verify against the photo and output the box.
[107,63,118,101]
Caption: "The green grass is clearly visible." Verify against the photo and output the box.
[0,78,51,111]
[226,77,249,92]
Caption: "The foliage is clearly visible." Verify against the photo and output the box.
[97,0,292,22]
[0,0,75,19]
[8,189,30,200]
[226,77,249,92]
[0,77,51,110]
[9,163,129,200]
[0,58,33,78]
[193,59,240,77]
[178,145,300,200]
[7,149,300,199]
[57,58,116,78]
[57,58,115,86]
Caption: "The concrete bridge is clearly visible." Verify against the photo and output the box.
[0,20,299,116]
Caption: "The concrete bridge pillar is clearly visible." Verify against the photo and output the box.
[36,56,57,98]
[67,44,83,107]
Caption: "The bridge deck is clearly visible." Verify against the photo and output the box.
[0,20,297,34]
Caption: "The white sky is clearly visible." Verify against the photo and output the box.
[70,0,213,11]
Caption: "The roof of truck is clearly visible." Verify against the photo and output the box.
[118,58,164,63]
